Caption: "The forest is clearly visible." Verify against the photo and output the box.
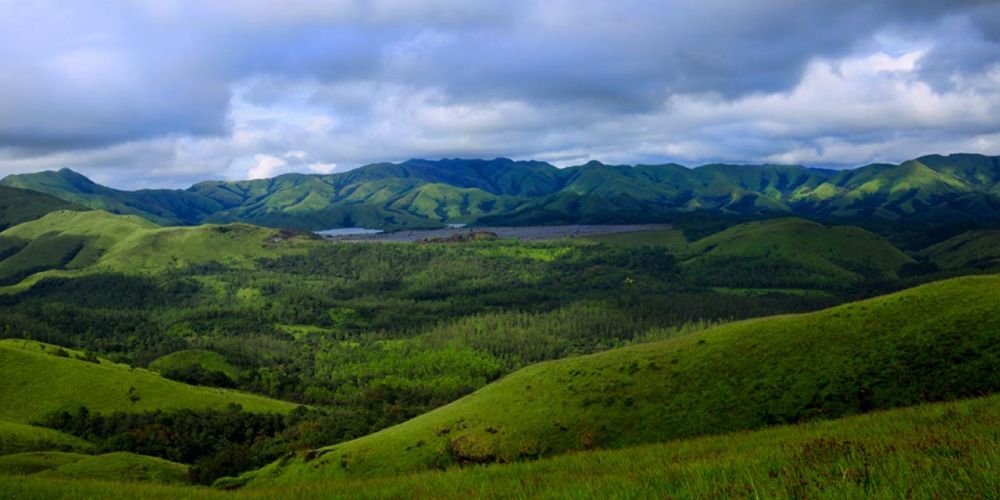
[3,221,991,485]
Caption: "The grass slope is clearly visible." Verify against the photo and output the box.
[921,229,1000,271]
[0,210,316,289]
[0,340,297,424]
[238,274,1000,486]
[682,218,913,284]
[0,421,94,455]
[1,395,996,498]
[0,186,82,231]
[0,452,89,475]
[35,452,189,484]
[149,350,241,380]
[0,210,157,285]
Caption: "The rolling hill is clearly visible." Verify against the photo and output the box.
[0,210,318,288]
[920,229,1000,272]
[0,451,91,475]
[233,274,1000,486]
[0,339,298,424]
[34,452,189,484]
[0,186,83,231]
[4,154,1000,231]
[0,395,995,498]
[680,218,914,288]
[0,422,94,455]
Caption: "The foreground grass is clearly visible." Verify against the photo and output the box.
[237,274,1000,485]
[1,394,997,498]
[0,340,297,424]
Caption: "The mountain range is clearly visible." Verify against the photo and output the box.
[3,153,1000,230]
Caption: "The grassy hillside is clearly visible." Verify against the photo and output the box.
[0,169,224,226]
[34,452,189,484]
[1,395,995,498]
[236,274,1000,486]
[0,421,94,455]
[0,451,90,475]
[149,350,242,380]
[681,218,913,288]
[0,340,297,424]
[0,186,82,231]
[0,210,317,289]
[921,229,1000,271]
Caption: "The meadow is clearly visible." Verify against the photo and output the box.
[2,395,996,498]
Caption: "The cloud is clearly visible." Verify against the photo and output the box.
[0,1,998,188]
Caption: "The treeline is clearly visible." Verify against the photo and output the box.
[40,404,375,484]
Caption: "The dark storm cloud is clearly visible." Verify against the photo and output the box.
[0,1,998,187]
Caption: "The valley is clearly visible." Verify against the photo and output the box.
[0,155,998,497]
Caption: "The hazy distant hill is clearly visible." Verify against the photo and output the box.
[4,154,1000,230]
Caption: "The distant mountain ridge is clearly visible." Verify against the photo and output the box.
[3,153,1000,230]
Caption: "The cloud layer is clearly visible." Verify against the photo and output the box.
[0,0,998,188]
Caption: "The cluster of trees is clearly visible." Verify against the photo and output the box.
[40,404,367,484]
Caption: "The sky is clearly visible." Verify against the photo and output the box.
[0,0,998,189]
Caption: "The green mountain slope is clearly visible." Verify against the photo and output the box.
[0,340,297,424]
[0,451,90,475]
[2,395,996,498]
[236,274,1000,486]
[680,218,914,288]
[4,154,999,230]
[34,452,189,484]
[921,229,1000,271]
[0,169,224,226]
[0,210,317,288]
[0,422,94,455]
[0,186,83,231]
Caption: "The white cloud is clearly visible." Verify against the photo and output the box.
[309,162,338,174]
[246,154,287,179]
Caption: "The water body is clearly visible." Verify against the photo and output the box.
[315,227,384,237]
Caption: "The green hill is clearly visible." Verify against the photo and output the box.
[5,154,1000,230]
[35,452,189,484]
[0,186,82,231]
[0,210,317,288]
[0,168,224,226]
[921,229,1000,272]
[1,395,995,498]
[149,350,242,380]
[0,421,94,455]
[0,451,90,475]
[244,394,999,497]
[680,218,914,288]
[0,340,297,424]
[0,210,157,285]
[235,274,999,486]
